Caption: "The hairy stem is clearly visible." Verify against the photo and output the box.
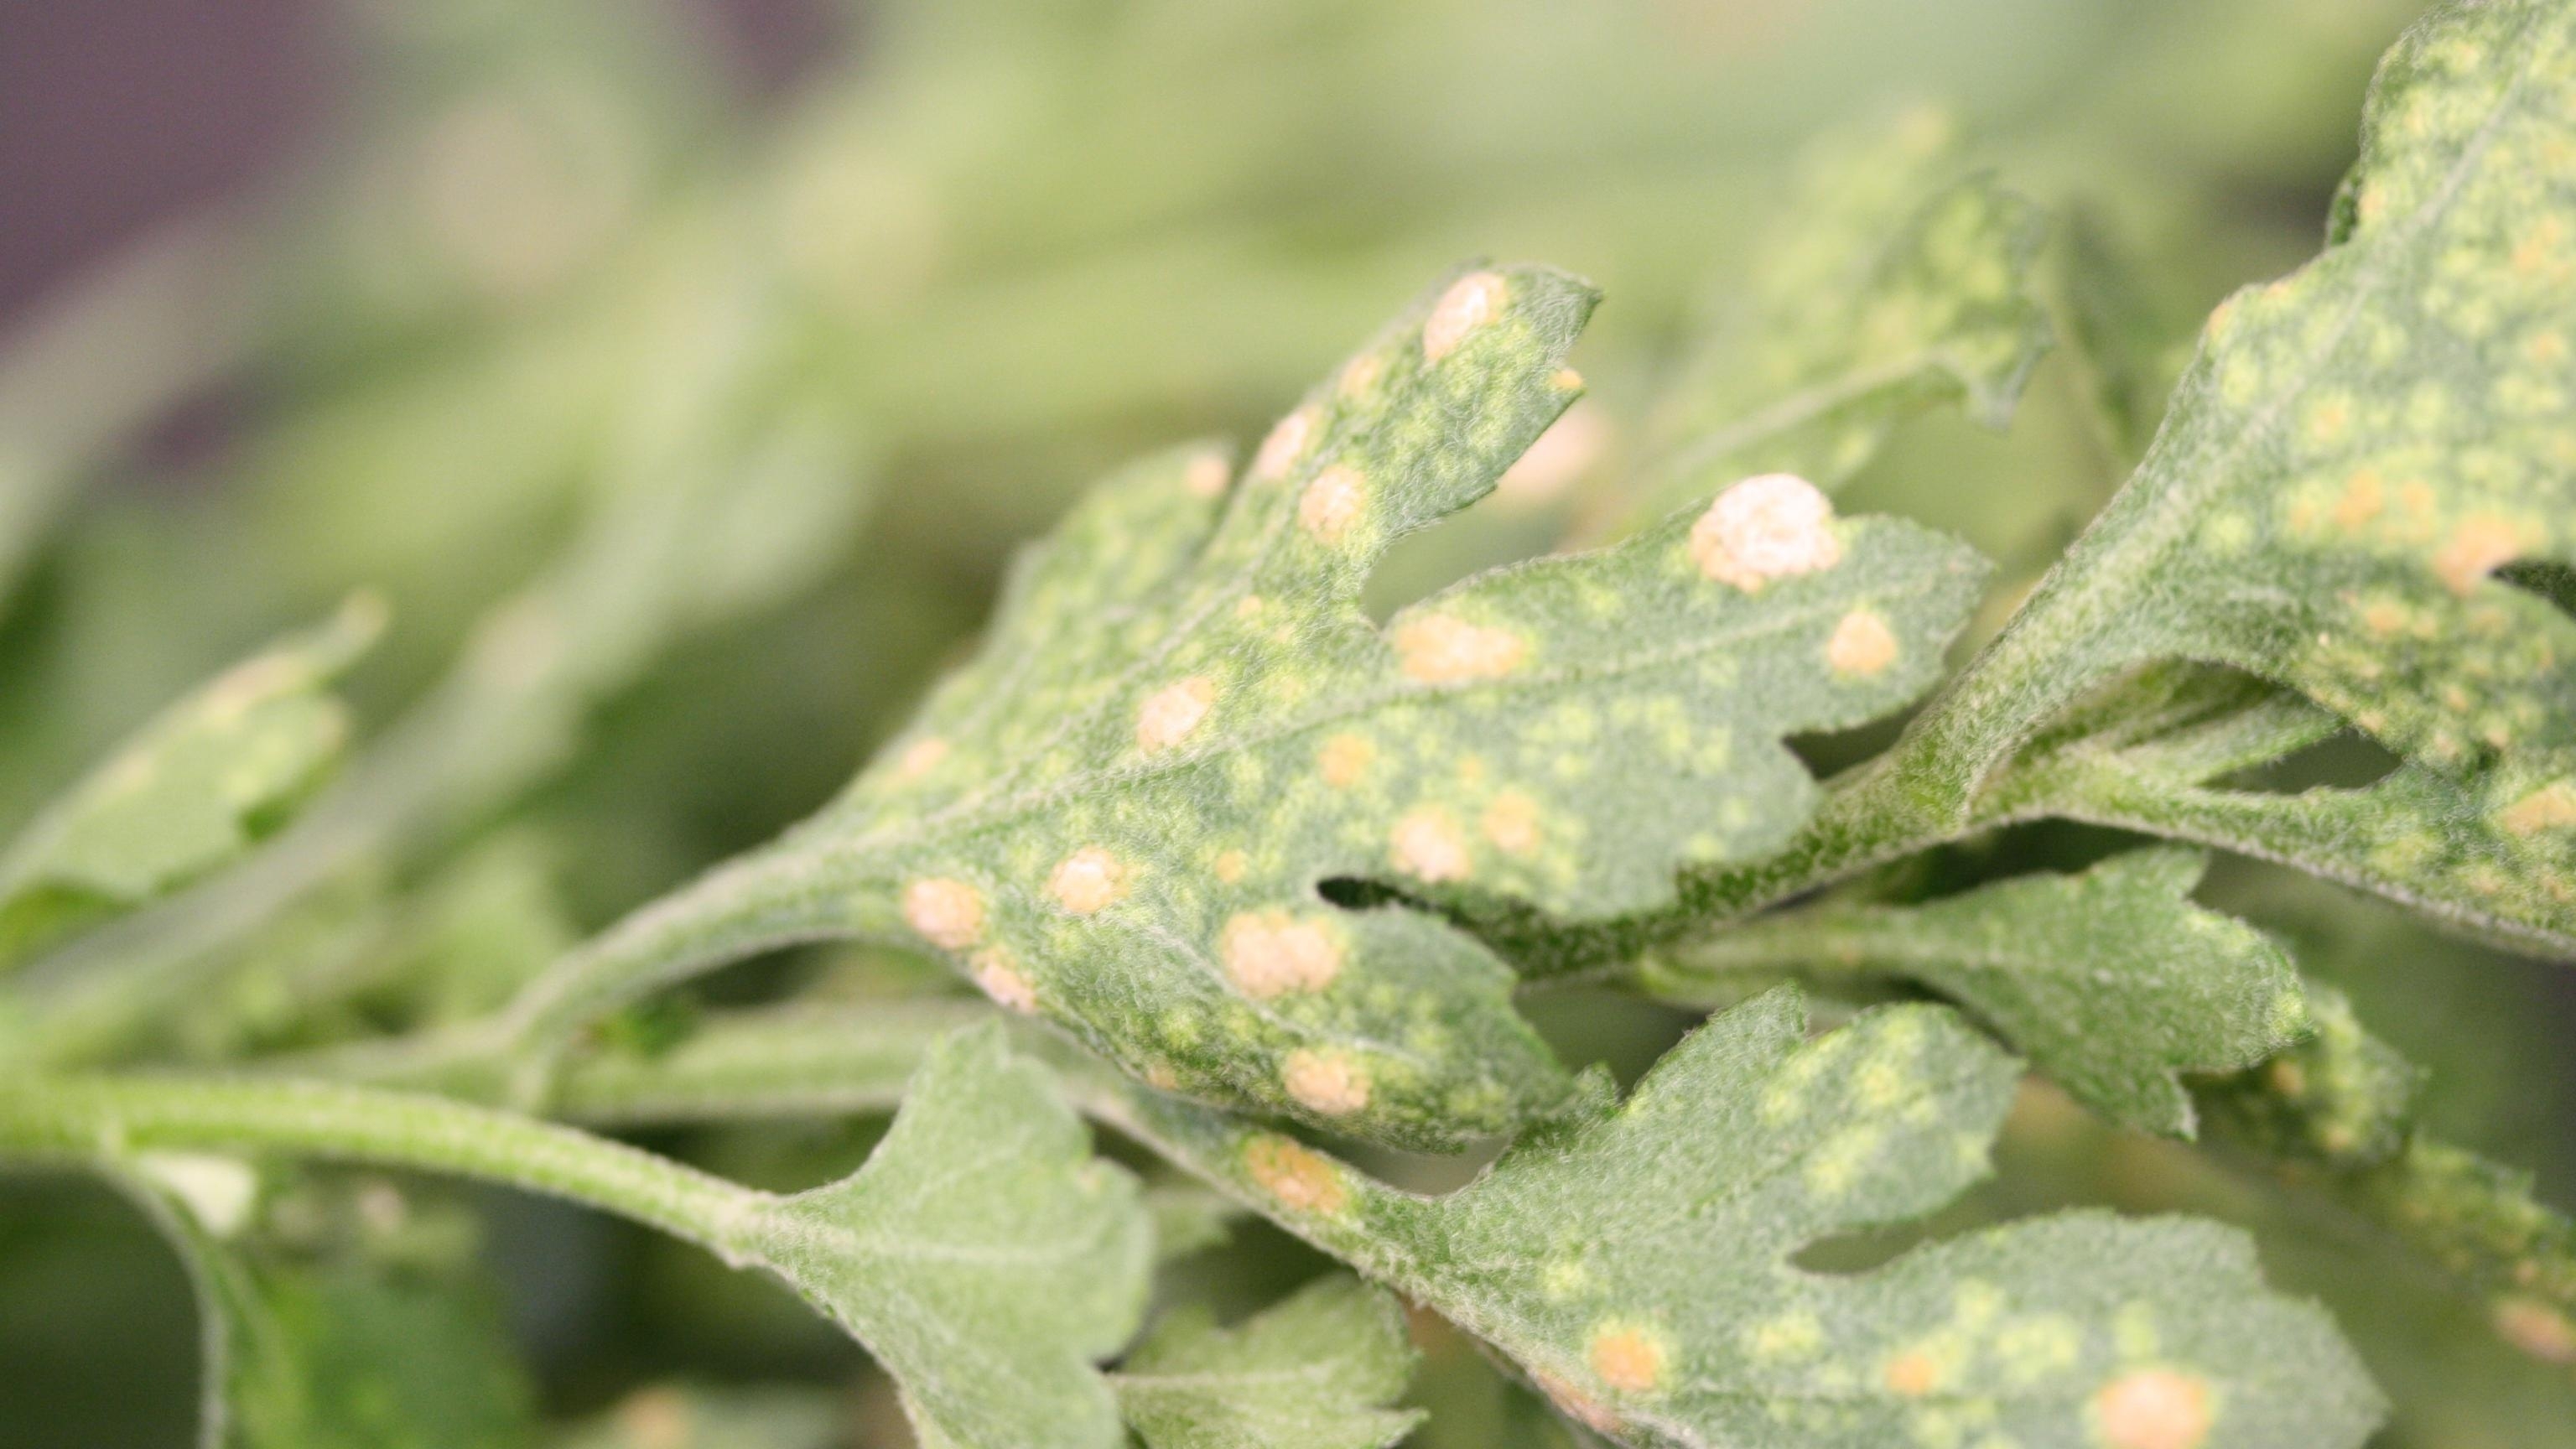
[0,1075,770,1264]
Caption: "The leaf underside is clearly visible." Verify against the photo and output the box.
[1114,1274,1422,1449]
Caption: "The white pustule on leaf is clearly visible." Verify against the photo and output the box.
[1690,473,1844,590]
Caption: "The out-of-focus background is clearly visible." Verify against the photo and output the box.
[1,2,2571,1446]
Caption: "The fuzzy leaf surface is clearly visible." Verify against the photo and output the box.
[1914,0,2576,944]
[530,263,1987,1148]
[1650,848,2309,1135]
[750,1023,1150,1449]
[0,599,381,968]
[1631,118,2050,519]
[1261,991,2379,1449]
[1114,1275,1422,1449]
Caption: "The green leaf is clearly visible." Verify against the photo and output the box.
[512,262,1989,1149]
[750,1023,1150,1449]
[117,1156,534,1449]
[0,597,382,968]
[1906,0,2576,942]
[1311,990,2379,1448]
[1629,114,2051,519]
[531,999,2391,1449]
[1647,848,2310,1135]
[2037,693,2576,956]
[1114,1275,1423,1449]
[2197,986,2576,1368]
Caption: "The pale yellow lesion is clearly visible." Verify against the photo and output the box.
[1393,612,1529,683]
[1135,676,1218,753]
[1423,271,1510,361]
[1220,910,1343,998]
[1046,847,1129,913]
[1389,807,1472,883]
[1585,1322,1670,1394]
[2090,1368,2213,1449]
[901,877,985,950]
[1298,465,1369,542]
[1281,1049,1371,1114]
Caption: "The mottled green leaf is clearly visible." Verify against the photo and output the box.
[1997,666,2576,955]
[512,262,1987,1149]
[117,1157,534,1449]
[1909,0,2576,948]
[1114,1275,1422,1449]
[1318,990,2380,1449]
[0,598,382,968]
[1629,115,2050,518]
[750,1023,1150,1449]
[532,998,2391,1449]
[2198,985,2576,1368]
[1648,848,2309,1135]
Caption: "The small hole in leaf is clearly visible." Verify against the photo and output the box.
[2231,729,2403,794]
[1317,876,1400,910]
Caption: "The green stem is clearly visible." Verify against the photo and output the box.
[0,1075,770,1265]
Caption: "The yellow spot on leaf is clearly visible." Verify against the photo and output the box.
[1423,270,1509,361]
[1691,474,1843,590]
[893,735,949,781]
[1319,733,1376,788]
[1047,848,1128,914]
[1883,1351,1941,1397]
[2092,1368,2211,1449]
[1254,407,1317,481]
[969,949,1036,1012]
[1826,609,1901,677]
[1299,465,1368,542]
[1136,676,1217,752]
[1221,910,1343,998]
[1213,849,1249,884]
[1338,352,1384,398]
[1282,1050,1370,1114]
[2332,469,2384,532]
[901,878,984,951]
[2433,515,2528,594]
[1243,1135,1347,1214]
[2498,781,2576,836]
[1482,790,1542,855]
[1390,807,1472,883]
[1394,613,1528,683]
[1587,1325,1667,1394]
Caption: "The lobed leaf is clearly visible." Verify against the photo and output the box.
[1125,989,2381,1449]
[792,265,1986,1146]
[2197,985,2576,1368]
[749,1023,1150,1449]
[0,597,382,969]
[1114,1275,1423,1449]
[1911,0,2576,942]
[507,261,1991,1149]
[1648,848,2310,1135]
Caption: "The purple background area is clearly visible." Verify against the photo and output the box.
[0,0,834,326]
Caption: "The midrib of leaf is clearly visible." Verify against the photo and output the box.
[1895,23,2544,816]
